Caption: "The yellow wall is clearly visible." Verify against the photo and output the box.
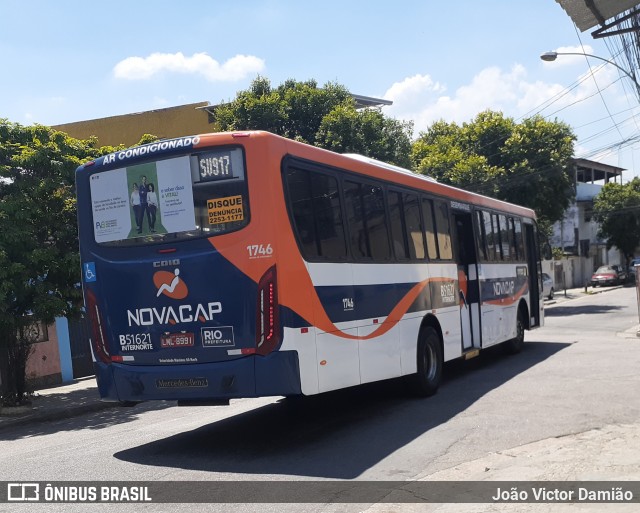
[53,101,213,147]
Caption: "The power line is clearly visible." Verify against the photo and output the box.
[541,74,624,119]
[573,27,626,140]
[412,40,640,190]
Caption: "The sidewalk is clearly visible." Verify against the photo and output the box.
[544,282,624,305]
[0,375,114,432]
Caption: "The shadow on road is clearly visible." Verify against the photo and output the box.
[545,303,624,317]
[114,340,569,479]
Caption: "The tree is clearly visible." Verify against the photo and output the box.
[212,77,413,167]
[0,121,145,405]
[498,115,575,227]
[592,177,640,264]
[410,119,504,193]
[212,77,350,143]
[316,104,413,168]
[0,122,88,403]
[411,111,576,228]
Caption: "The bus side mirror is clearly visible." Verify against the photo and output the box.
[542,243,552,260]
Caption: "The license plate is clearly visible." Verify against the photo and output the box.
[160,332,195,348]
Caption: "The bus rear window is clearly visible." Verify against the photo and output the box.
[89,147,248,246]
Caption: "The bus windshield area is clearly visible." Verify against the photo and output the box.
[89,147,249,247]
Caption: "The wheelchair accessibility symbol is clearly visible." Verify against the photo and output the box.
[84,262,97,283]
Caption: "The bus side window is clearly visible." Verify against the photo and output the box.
[476,210,488,260]
[514,218,525,261]
[344,180,391,261]
[434,200,453,260]
[284,168,346,260]
[404,193,426,259]
[498,214,511,261]
[310,172,347,259]
[422,198,438,260]
[491,214,502,260]
[483,211,496,261]
[508,217,518,260]
[285,168,318,258]
[344,180,368,259]
[362,183,391,261]
[388,190,409,260]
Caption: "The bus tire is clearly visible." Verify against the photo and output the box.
[118,401,140,407]
[410,326,443,397]
[503,309,525,354]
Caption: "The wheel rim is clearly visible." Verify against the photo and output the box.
[424,342,438,381]
[516,317,524,343]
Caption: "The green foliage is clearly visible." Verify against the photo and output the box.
[212,77,349,143]
[137,133,160,146]
[0,120,124,404]
[411,111,576,226]
[316,104,413,168]
[593,177,640,262]
[411,115,510,195]
[211,77,413,167]
[497,115,575,225]
[411,122,504,193]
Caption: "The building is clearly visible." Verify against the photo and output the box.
[54,101,212,147]
[0,318,75,395]
[547,158,625,287]
[551,158,624,261]
[53,95,392,148]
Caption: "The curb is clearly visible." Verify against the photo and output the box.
[545,284,625,307]
[0,401,117,432]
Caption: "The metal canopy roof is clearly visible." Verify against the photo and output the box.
[556,0,640,33]
[199,93,392,121]
[350,94,392,108]
[573,157,625,184]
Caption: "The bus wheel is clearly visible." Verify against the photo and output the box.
[410,326,443,397]
[504,309,525,354]
[118,401,140,407]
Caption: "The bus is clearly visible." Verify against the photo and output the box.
[76,131,543,405]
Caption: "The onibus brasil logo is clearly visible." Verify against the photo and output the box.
[126,269,221,327]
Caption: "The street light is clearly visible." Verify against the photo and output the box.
[540,51,640,96]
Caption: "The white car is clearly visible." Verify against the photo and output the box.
[542,273,554,300]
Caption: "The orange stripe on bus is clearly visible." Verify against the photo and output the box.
[195,131,531,340]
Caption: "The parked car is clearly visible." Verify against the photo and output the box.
[541,273,554,300]
[591,265,622,287]
[629,257,640,283]
[611,265,628,284]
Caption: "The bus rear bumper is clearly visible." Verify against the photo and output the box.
[94,351,302,402]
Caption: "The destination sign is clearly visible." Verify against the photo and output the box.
[197,150,235,182]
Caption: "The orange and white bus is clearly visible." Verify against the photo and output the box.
[76,131,543,404]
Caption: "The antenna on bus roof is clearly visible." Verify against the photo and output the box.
[341,153,438,182]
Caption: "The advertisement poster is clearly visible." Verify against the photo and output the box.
[91,156,196,243]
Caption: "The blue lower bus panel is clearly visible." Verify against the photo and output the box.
[94,351,302,402]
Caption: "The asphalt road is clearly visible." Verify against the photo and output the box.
[1,286,639,512]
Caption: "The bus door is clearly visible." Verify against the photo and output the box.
[453,211,480,351]
[525,222,542,327]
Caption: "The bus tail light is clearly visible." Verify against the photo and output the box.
[255,265,279,356]
[85,288,111,364]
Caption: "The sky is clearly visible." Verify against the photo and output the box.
[2,0,640,179]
